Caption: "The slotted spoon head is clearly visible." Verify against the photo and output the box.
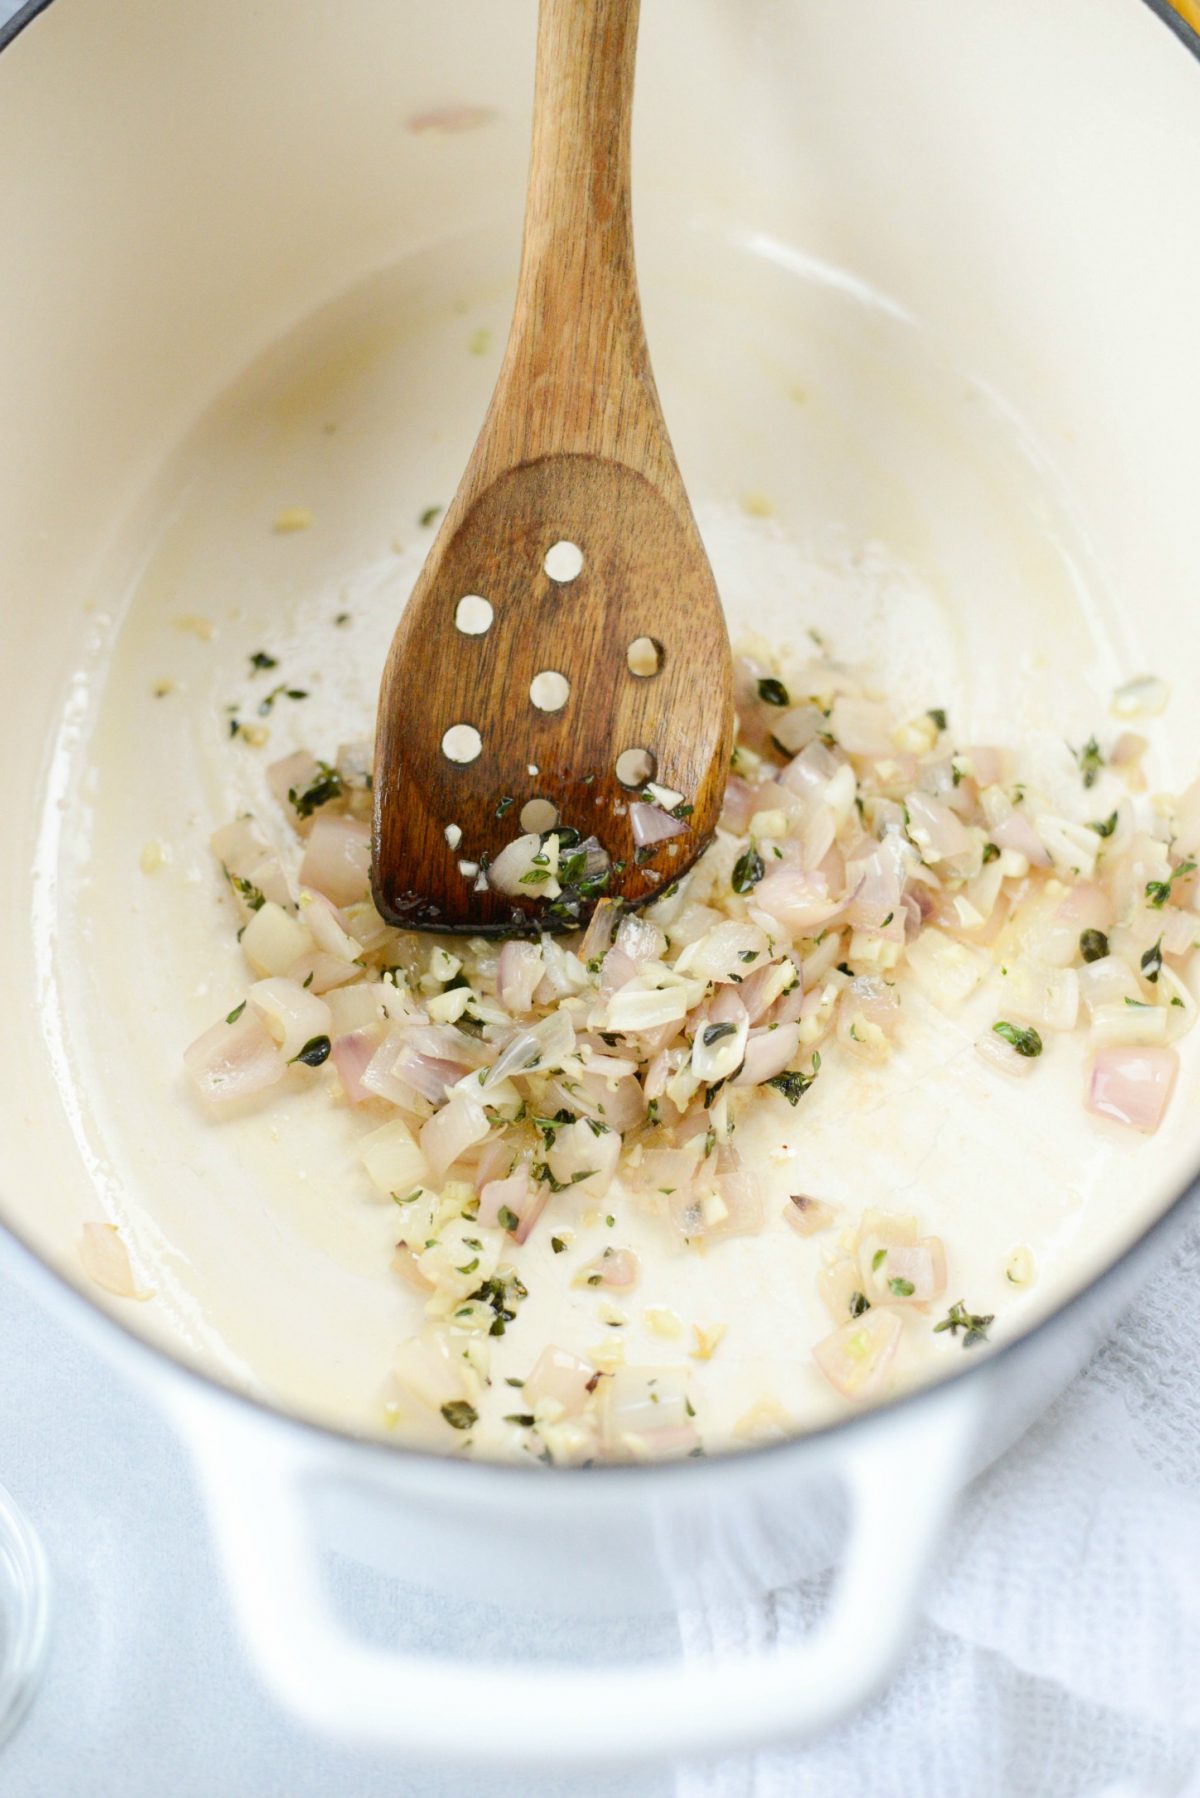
[372,453,732,933]
[371,0,733,934]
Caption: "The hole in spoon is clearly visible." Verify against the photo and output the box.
[544,540,583,583]
[530,670,570,712]
[442,724,482,764]
[520,797,559,833]
[455,594,493,635]
[627,636,663,677]
[615,747,656,789]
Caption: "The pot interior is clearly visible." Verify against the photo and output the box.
[1,0,1198,1444]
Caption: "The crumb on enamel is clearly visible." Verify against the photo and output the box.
[690,1323,727,1361]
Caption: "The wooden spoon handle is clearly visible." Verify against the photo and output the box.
[477,0,676,486]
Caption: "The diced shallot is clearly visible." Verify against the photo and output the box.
[267,750,322,830]
[578,1248,640,1290]
[79,1222,150,1300]
[783,1195,836,1237]
[496,941,544,1014]
[976,1027,1038,1078]
[546,1117,621,1199]
[299,814,372,908]
[248,977,332,1063]
[732,1021,801,1086]
[813,1307,902,1401]
[420,1091,491,1181]
[1085,1046,1179,1133]
[478,1162,548,1243]
[184,1010,288,1105]
[599,1367,698,1459]
[358,1117,429,1194]
[240,903,313,978]
[752,868,844,936]
[523,1344,596,1415]
[630,802,686,848]
[332,1028,382,1104]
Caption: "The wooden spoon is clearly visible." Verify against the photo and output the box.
[372,0,733,934]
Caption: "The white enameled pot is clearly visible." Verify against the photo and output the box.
[2,0,1200,1769]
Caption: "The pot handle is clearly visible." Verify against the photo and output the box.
[177,1378,978,1767]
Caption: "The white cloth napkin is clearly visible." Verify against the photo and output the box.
[675,1208,1200,1798]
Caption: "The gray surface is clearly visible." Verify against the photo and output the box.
[0,1257,669,1796]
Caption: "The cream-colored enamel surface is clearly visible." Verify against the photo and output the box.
[1,0,1199,1444]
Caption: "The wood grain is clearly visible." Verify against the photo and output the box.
[373,0,733,933]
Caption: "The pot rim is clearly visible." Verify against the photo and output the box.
[0,0,1196,1488]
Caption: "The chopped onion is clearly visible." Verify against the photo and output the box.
[905,791,973,865]
[1089,1001,1169,1049]
[988,807,1051,868]
[599,946,640,994]
[813,1307,902,1400]
[752,868,844,935]
[420,1091,490,1181]
[240,902,314,978]
[537,933,589,998]
[604,982,690,1034]
[865,1237,946,1304]
[326,982,392,1035]
[675,919,770,984]
[783,1195,836,1237]
[301,890,362,963]
[615,914,668,965]
[248,977,332,1063]
[393,1332,474,1414]
[555,1069,646,1133]
[599,1366,698,1459]
[299,815,372,908]
[720,776,759,833]
[1078,954,1142,1012]
[185,1010,288,1105]
[672,1154,763,1242]
[1162,906,1200,958]
[392,1044,471,1105]
[332,1028,382,1104]
[524,1344,596,1415]
[478,1161,547,1243]
[904,927,986,1009]
[487,1006,576,1086]
[690,998,748,1082]
[464,1131,505,1187]
[738,958,800,1022]
[829,696,893,756]
[489,832,552,898]
[210,818,270,881]
[79,1222,151,1300]
[630,802,686,848]
[578,1248,639,1290]
[1086,1046,1178,1133]
[732,1021,801,1086]
[546,1117,621,1199]
[578,898,619,964]
[1005,961,1079,1033]
[496,941,544,1014]
[267,750,322,831]
[359,1117,430,1193]
[287,949,362,995]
